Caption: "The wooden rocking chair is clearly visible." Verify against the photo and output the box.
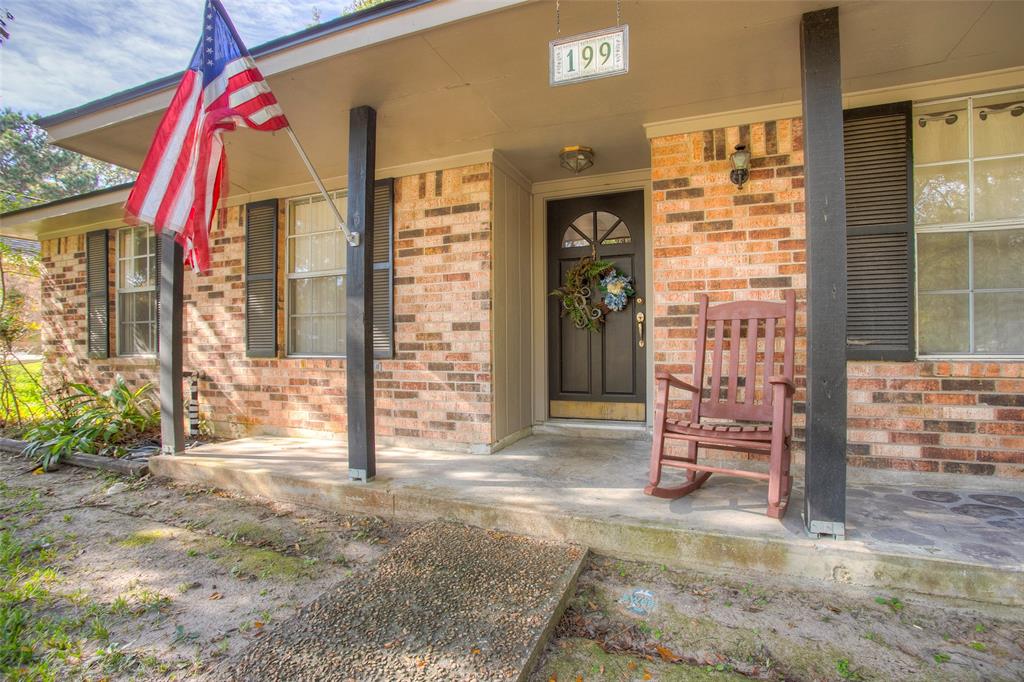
[645,291,796,518]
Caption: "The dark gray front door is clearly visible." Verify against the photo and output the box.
[548,190,646,421]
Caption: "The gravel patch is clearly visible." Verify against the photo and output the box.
[227,521,586,681]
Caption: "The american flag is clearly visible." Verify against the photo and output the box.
[125,0,288,273]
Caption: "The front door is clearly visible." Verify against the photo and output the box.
[548,190,646,421]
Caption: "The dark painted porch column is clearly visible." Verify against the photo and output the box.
[346,105,377,482]
[159,230,185,455]
[800,7,848,538]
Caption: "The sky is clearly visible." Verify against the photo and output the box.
[0,0,354,116]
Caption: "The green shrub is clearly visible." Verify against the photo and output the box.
[23,377,159,470]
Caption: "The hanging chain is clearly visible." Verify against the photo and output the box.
[616,0,621,26]
[555,0,560,35]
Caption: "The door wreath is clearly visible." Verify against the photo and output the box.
[550,256,635,332]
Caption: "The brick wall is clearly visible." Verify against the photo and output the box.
[848,362,1024,477]
[651,119,1024,478]
[40,235,159,392]
[40,163,495,450]
[651,119,809,462]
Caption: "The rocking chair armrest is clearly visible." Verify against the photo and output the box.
[768,375,796,396]
[655,371,700,394]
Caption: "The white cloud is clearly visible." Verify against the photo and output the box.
[0,0,351,115]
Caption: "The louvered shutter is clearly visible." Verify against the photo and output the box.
[372,179,394,359]
[245,199,278,358]
[85,229,109,358]
[843,101,915,361]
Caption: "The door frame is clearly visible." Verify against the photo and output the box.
[530,168,654,426]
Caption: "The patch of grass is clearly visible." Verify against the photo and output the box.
[117,528,173,548]
[197,536,313,581]
[933,652,951,664]
[835,658,864,680]
[968,641,986,652]
[2,361,46,423]
[227,521,284,548]
[874,596,904,613]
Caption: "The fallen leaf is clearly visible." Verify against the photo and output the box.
[576,676,583,682]
[471,648,481,655]
[656,645,681,663]
[253,621,264,628]
[643,670,652,680]
[208,592,223,600]
[627,661,637,671]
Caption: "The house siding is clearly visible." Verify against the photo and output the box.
[39,162,496,451]
[651,119,1024,479]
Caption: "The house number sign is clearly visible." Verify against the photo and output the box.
[549,25,629,87]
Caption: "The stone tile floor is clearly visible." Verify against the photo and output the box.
[177,434,1024,571]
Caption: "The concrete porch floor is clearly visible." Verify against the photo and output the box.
[149,434,1024,607]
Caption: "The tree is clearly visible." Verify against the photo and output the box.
[0,108,136,213]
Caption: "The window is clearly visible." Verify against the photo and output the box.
[286,192,347,356]
[116,225,157,355]
[561,210,631,248]
[914,90,1024,356]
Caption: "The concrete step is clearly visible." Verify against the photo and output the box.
[534,419,651,441]
[226,521,586,681]
[151,447,1024,608]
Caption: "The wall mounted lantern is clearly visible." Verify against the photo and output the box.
[560,145,595,174]
[729,144,751,189]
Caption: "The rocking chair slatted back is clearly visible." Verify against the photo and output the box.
[691,291,796,423]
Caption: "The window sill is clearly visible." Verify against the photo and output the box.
[285,354,347,360]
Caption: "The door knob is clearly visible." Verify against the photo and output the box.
[636,311,645,348]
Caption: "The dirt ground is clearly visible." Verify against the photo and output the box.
[0,454,407,680]
[532,556,1024,681]
[1,453,1022,681]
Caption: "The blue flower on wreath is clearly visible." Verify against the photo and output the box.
[599,270,634,312]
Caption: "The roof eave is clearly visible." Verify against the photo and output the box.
[36,0,529,139]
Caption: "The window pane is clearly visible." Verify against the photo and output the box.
[132,227,149,257]
[133,291,154,323]
[917,232,968,291]
[914,162,969,225]
[561,227,589,248]
[974,156,1024,222]
[913,100,968,164]
[118,293,135,323]
[289,278,313,315]
[571,213,595,241]
[290,234,312,273]
[973,93,1024,157]
[918,293,969,354]
[601,221,631,244]
[119,229,131,258]
[973,229,1024,289]
[288,275,346,355]
[974,292,1024,354]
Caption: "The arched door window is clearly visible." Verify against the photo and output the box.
[561,210,632,249]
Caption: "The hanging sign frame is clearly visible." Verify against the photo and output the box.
[549,24,629,87]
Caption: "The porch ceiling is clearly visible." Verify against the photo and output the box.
[44,0,1024,190]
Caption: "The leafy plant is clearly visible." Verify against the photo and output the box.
[23,376,159,470]
[933,652,951,664]
[874,596,904,613]
[549,257,615,332]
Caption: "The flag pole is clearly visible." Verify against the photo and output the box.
[284,126,360,247]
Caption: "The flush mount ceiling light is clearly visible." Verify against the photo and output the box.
[729,144,751,190]
[559,145,595,174]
